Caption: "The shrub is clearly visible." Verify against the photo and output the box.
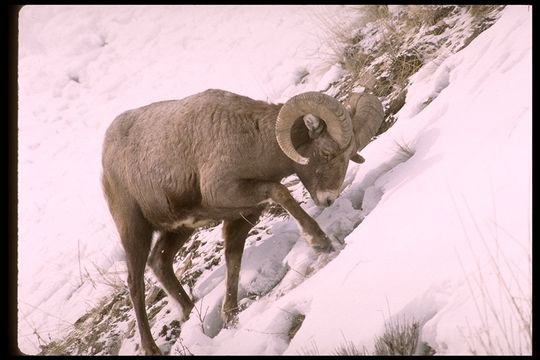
[373,318,421,355]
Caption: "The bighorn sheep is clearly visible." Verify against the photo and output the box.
[101,89,384,354]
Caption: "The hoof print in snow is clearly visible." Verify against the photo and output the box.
[313,242,334,253]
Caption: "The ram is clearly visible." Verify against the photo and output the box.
[101,89,384,354]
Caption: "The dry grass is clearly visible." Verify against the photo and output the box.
[173,336,194,356]
[308,7,363,67]
[358,5,390,25]
[39,290,132,355]
[373,317,421,355]
[287,313,305,341]
[322,5,504,136]
[404,5,456,28]
[300,317,431,356]
[193,296,210,335]
[445,176,532,355]
[332,338,369,356]
[466,5,504,19]
[451,192,532,355]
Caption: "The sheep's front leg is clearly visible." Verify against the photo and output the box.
[264,182,333,252]
[205,180,333,252]
[221,211,262,326]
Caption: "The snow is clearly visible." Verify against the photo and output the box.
[18,4,531,355]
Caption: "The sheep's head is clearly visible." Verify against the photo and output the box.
[275,91,384,208]
[275,92,352,207]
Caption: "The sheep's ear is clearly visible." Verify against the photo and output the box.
[350,153,365,163]
[304,114,325,139]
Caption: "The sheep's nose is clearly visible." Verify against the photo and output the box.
[316,191,338,208]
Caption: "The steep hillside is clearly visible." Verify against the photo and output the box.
[18,5,530,355]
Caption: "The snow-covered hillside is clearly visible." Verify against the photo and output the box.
[18,5,531,355]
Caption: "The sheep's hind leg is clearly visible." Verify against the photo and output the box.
[148,228,195,321]
[105,194,160,354]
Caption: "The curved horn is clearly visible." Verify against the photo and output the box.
[275,92,353,165]
[346,93,385,154]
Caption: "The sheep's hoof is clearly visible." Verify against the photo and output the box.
[221,306,239,328]
[142,342,162,356]
[312,234,334,253]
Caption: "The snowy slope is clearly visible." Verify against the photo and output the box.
[176,5,532,355]
[282,5,532,354]
[17,5,358,354]
[18,5,531,355]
